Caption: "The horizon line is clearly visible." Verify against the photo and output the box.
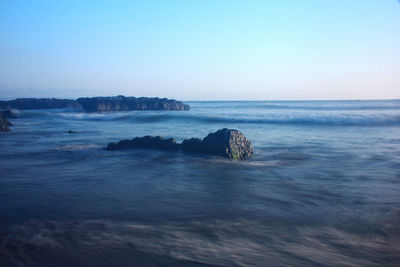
[1,96,399,102]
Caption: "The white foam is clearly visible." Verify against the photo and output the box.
[58,144,101,150]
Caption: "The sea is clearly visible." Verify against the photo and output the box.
[0,100,399,266]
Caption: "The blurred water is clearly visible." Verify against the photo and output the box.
[0,100,400,266]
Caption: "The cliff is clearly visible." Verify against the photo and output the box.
[0,96,190,112]
[77,96,190,112]
[0,98,81,110]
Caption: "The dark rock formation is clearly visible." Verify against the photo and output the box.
[0,98,81,110]
[181,138,203,152]
[0,111,12,132]
[106,128,253,160]
[0,96,190,112]
[182,128,253,160]
[107,136,180,151]
[77,96,190,112]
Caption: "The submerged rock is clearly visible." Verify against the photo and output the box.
[106,128,253,160]
[77,96,190,112]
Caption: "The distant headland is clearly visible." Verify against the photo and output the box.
[0,95,190,112]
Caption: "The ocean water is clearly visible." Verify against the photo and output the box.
[0,100,400,266]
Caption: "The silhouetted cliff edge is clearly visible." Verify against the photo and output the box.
[0,98,81,110]
[0,96,190,112]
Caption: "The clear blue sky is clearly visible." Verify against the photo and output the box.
[0,0,399,100]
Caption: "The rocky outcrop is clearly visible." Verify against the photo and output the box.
[77,96,190,112]
[0,111,12,132]
[182,128,253,160]
[106,128,253,160]
[107,136,180,151]
[0,98,81,110]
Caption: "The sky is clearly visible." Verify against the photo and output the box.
[0,0,399,100]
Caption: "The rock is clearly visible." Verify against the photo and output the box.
[107,128,253,160]
[0,98,81,110]
[67,130,77,134]
[77,96,190,112]
[0,112,12,132]
[182,128,253,160]
[106,136,180,151]
[181,138,203,152]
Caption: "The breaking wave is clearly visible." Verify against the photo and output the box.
[10,100,400,127]
[187,100,400,111]
[57,113,400,126]
[14,111,400,126]
[57,144,102,150]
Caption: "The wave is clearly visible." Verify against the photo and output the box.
[61,112,400,126]
[197,114,400,126]
[57,144,102,150]
[13,108,400,126]
[253,104,400,111]
[23,112,400,126]
[188,100,400,111]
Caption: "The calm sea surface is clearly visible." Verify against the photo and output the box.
[1,100,400,266]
